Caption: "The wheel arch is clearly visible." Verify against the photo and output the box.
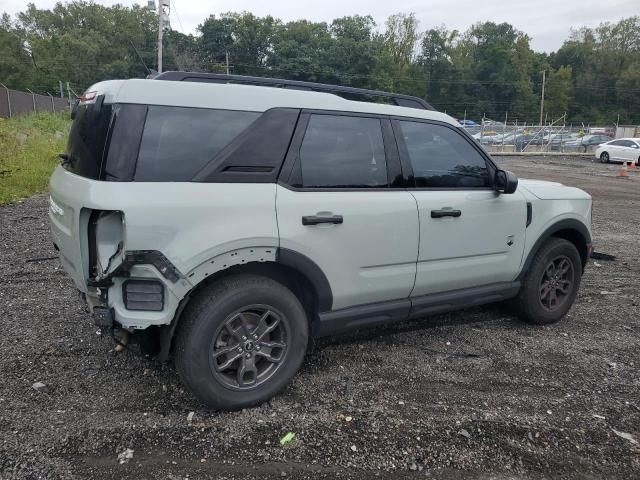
[157,247,332,360]
[517,219,591,281]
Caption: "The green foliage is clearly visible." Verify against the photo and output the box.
[0,1,638,124]
[551,17,640,123]
[545,65,573,119]
[0,112,70,204]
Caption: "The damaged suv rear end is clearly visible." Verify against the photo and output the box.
[49,82,171,334]
[49,79,271,353]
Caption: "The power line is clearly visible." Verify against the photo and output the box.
[171,0,186,34]
[13,57,640,96]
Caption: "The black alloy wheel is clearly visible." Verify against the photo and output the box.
[210,306,288,390]
[539,255,574,312]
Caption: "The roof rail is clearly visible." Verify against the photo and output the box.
[153,71,436,111]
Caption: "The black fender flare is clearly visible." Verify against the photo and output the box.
[517,218,592,281]
[157,247,333,361]
[276,247,333,313]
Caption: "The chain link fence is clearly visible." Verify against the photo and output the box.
[461,117,639,153]
[0,85,68,118]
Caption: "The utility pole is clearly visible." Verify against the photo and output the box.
[59,80,64,98]
[157,0,167,73]
[225,51,230,75]
[539,70,546,126]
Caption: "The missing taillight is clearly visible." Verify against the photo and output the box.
[88,210,125,280]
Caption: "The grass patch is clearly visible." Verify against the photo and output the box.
[0,112,71,205]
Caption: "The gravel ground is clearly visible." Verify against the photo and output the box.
[1,155,639,479]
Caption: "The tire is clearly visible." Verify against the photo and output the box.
[513,238,582,325]
[600,151,609,163]
[175,274,309,410]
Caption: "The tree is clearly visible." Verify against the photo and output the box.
[327,15,379,88]
[15,1,157,94]
[198,14,236,72]
[383,13,419,69]
[510,35,537,121]
[544,65,572,119]
[0,14,35,90]
[0,3,637,123]
[419,26,456,107]
[268,20,333,82]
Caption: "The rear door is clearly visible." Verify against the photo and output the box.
[276,112,419,311]
[392,119,527,297]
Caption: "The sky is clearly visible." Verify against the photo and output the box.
[1,0,637,52]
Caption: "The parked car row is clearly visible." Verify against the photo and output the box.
[469,130,614,151]
[565,135,613,151]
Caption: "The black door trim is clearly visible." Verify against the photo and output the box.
[315,281,521,337]
[315,298,411,337]
[408,281,520,320]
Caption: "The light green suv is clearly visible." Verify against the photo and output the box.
[49,72,593,410]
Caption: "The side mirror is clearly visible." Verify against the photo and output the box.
[494,169,518,194]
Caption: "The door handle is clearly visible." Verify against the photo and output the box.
[431,208,462,218]
[302,214,344,226]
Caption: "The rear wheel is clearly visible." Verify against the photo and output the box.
[600,151,610,163]
[513,238,582,325]
[175,274,308,410]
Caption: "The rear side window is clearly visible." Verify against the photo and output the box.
[134,107,260,181]
[398,121,491,188]
[296,114,387,188]
[65,101,113,179]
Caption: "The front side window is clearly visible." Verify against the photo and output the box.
[296,114,388,188]
[398,121,491,188]
[135,106,260,181]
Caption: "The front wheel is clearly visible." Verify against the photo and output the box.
[175,274,309,410]
[600,152,610,163]
[513,238,582,325]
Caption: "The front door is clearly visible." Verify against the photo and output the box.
[622,140,640,162]
[276,112,419,311]
[608,140,626,161]
[392,119,527,297]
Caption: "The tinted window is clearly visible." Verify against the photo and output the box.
[297,114,387,188]
[65,101,113,179]
[135,107,260,181]
[399,121,491,188]
[102,104,147,181]
[610,140,625,146]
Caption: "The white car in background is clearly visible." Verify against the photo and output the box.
[595,138,640,163]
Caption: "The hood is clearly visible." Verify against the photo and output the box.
[518,178,592,200]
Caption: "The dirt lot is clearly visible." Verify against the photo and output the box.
[1,155,639,479]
